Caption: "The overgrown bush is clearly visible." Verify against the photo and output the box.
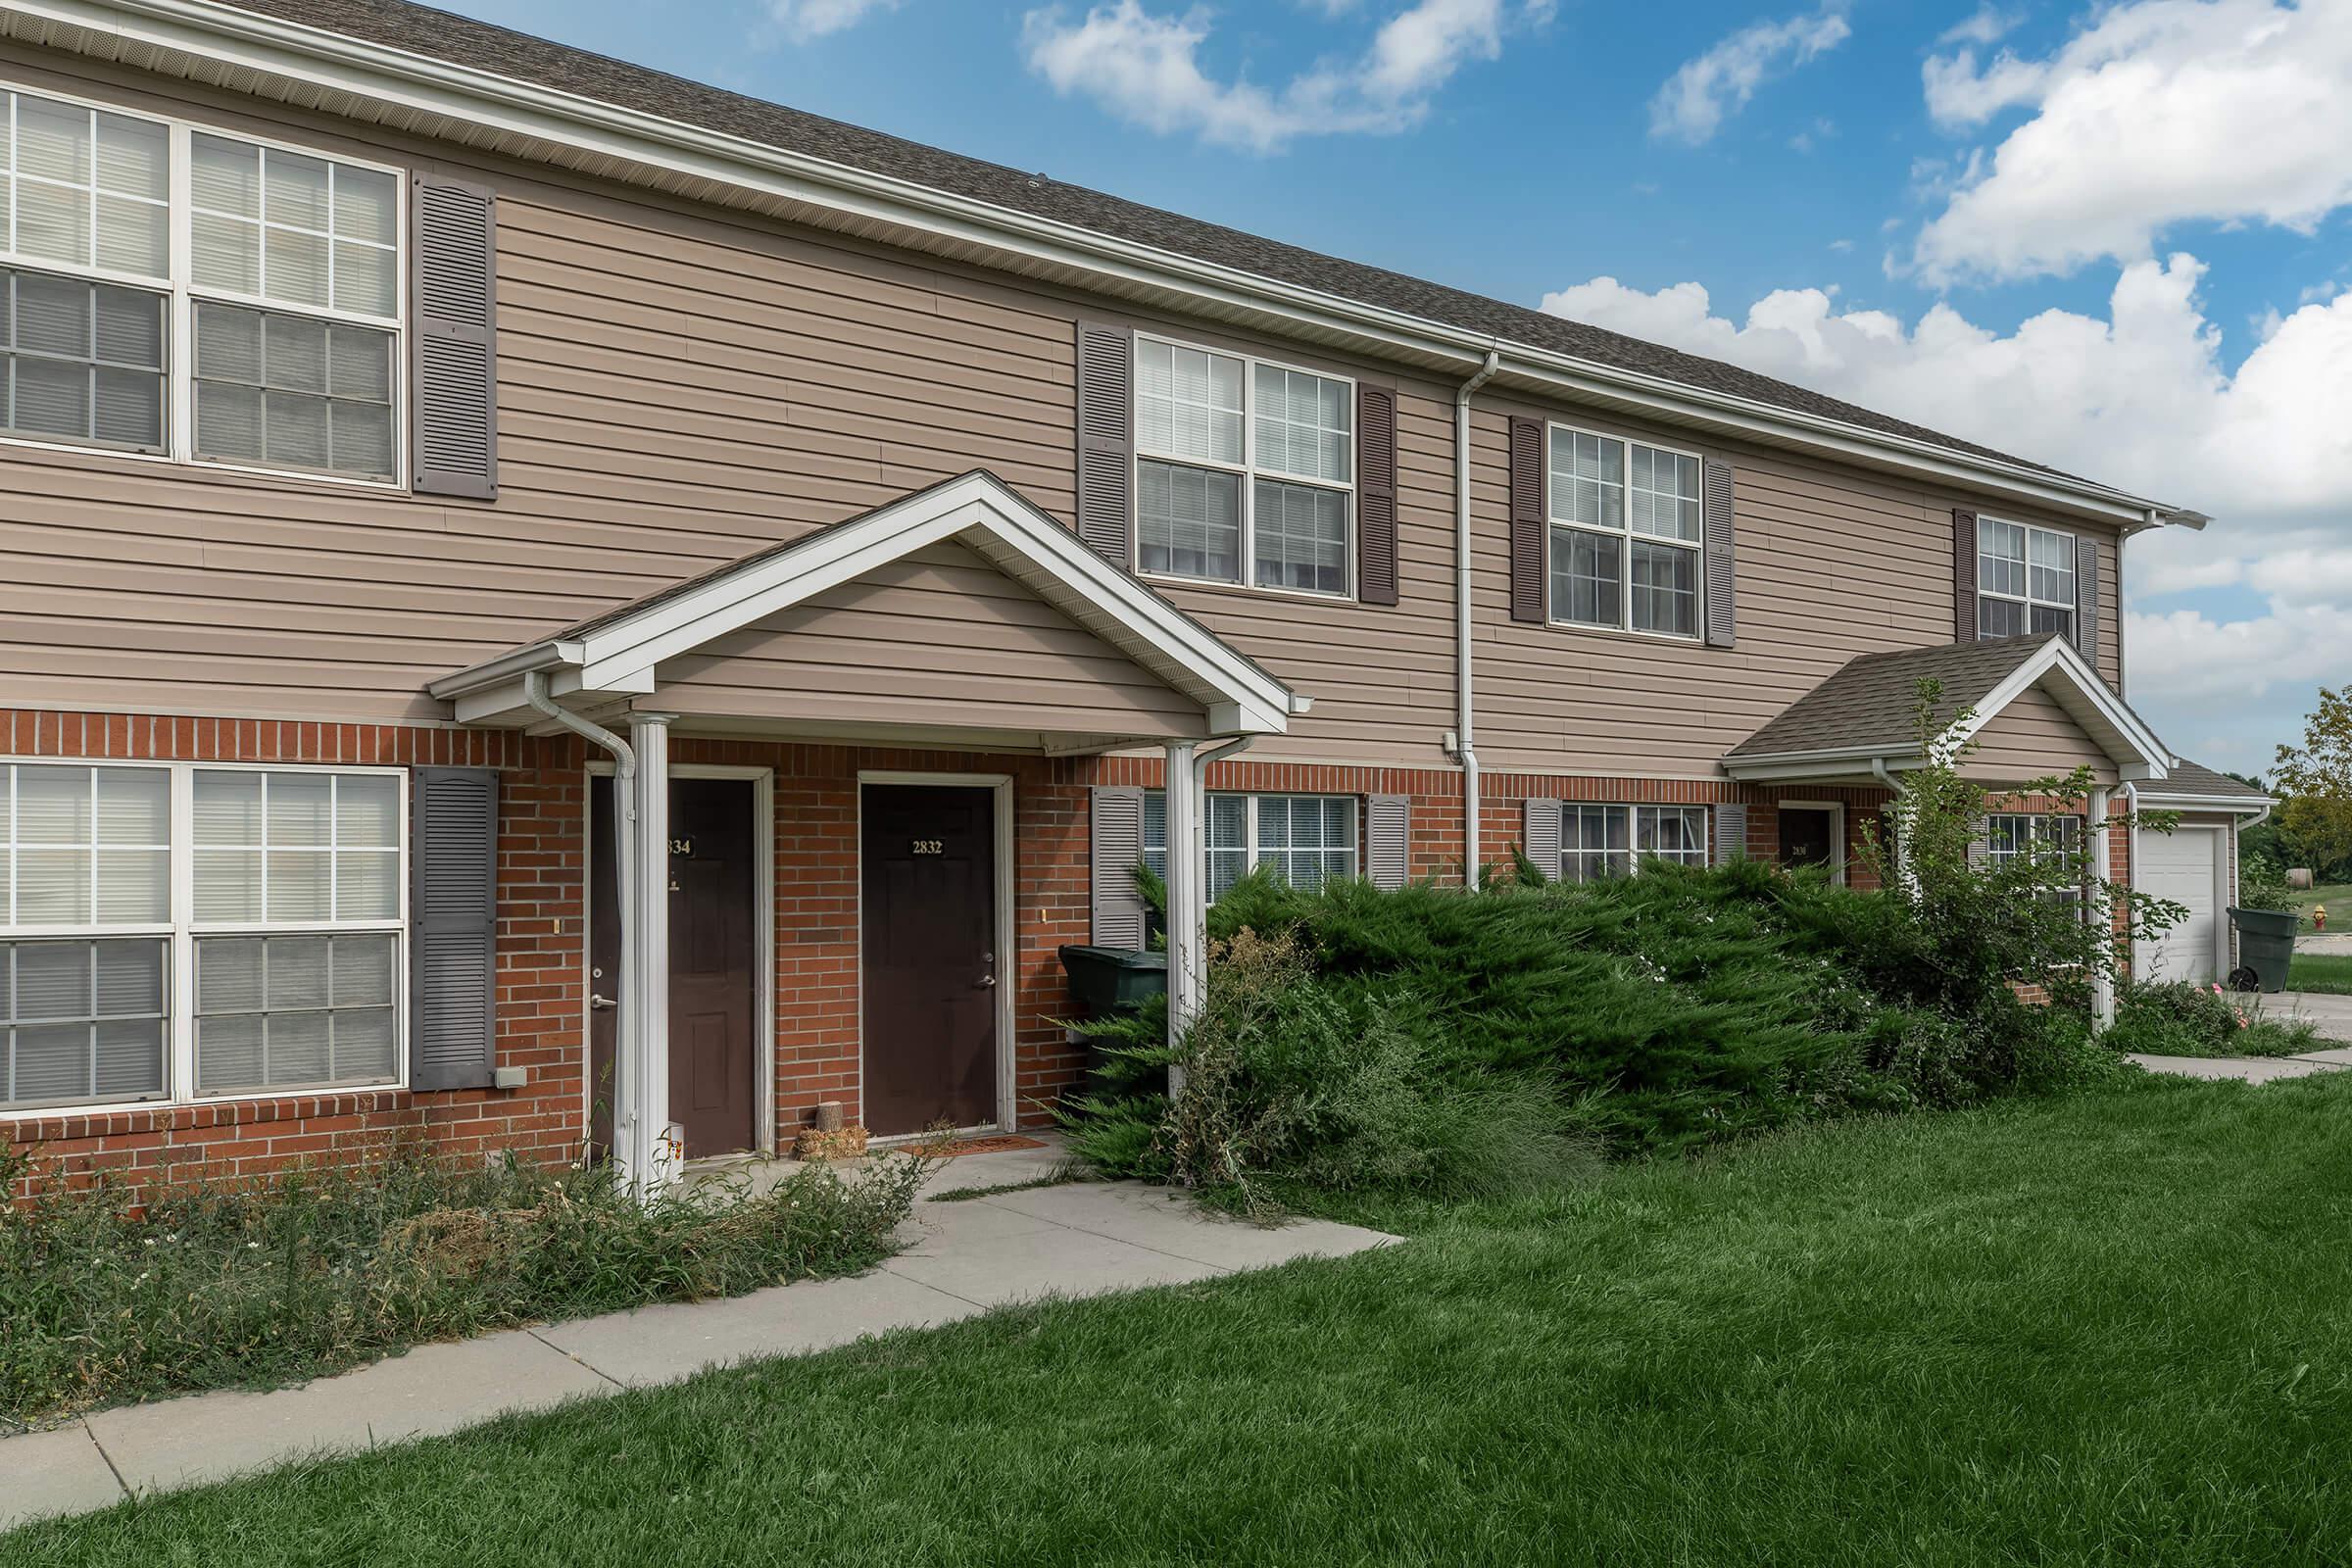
[2236,851,2301,916]
[0,1138,930,1426]
[2103,979,2323,1058]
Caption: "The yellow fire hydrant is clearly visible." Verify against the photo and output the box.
[2317,904,2329,931]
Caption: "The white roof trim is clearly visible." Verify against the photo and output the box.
[1725,637,2173,784]
[17,0,2187,527]
[1948,636,2170,779]
[428,471,1297,735]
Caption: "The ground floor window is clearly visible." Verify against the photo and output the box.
[1143,791,1358,900]
[1561,805,1709,883]
[0,760,406,1115]
[1985,812,2085,908]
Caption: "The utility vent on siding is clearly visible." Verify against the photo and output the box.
[413,176,499,500]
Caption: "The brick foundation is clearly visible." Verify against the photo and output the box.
[10,706,2105,1197]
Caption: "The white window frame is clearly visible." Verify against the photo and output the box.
[1544,421,1708,644]
[1131,332,1357,603]
[0,758,408,1120]
[1143,790,1360,899]
[1985,810,2085,909]
[1976,516,2076,640]
[1559,803,1710,883]
[0,77,407,489]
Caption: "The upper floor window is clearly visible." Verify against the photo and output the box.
[0,760,406,1115]
[1548,425,1703,639]
[1977,518,2075,640]
[0,85,403,485]
[1134,336,1353,599]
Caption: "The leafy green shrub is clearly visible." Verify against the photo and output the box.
[0,1138,930,1426]
[2104,979,2324,1058]
[2236,851,2301,915]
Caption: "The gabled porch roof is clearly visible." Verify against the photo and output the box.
[428,470,1305,743]
[1723,634,2173,786]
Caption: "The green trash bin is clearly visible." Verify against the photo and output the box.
[1055,945,1167,1016]
[2226,907,2297,994]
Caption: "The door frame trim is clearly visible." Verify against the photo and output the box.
[585,761,777,1158]
[1775,799,1847,885]
[856,770,1017,1135]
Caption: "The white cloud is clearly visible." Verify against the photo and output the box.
[1648,5,1851,146]
[1020,0,1547,152]
[765,0,898,42]
[1915,0,2352,282]
[1539,255,2352,771]
[1936,4,2022,47]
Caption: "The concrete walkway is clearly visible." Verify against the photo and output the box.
[2129,989,2352,1082]
[1,1142,1397,1533]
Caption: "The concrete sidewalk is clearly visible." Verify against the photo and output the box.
[2,1143,1398,1533]
[2129,990,2352,1082]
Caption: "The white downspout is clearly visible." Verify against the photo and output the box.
[1452,348,1502,887]
[1871,758,1915,896]
[522,672,648,1193]
[1164,732,1253,1100]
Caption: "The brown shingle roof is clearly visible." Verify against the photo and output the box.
[212,0,2094,484]
[1727,636,2059,759]
[2146,760,2270,802]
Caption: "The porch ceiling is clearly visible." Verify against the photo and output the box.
[427,470,1304,749]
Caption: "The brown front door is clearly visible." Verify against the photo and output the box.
[1777,807,1837,871]
[589,775,761,1161]
[861,783,998,1136]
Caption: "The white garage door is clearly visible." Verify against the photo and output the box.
[2137,829,2223,984]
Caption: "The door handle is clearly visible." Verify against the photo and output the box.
[590,994,617,1011]
[975,975,996,989]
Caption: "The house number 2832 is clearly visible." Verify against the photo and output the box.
[910,839,945,856]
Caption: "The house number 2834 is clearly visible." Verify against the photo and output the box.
[910,839,945,856]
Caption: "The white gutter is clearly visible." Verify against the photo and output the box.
[27,0,2190,528]
[1451,348,1502,887]
[521,672,652,1195]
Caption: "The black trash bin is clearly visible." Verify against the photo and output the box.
[2226,906,2297,994]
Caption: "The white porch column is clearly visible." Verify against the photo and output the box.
[628,711,680,1194]
[1163,740,1201,1099]
[2089,785,2116,1029]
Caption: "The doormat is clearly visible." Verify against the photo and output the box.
[922,1134,1048,1158]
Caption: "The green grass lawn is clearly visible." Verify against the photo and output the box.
[2296,882,2352,928]
[21,1076,2352,1566]
[2291,954,2352,995]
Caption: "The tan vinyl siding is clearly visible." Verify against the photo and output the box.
[654,540,1205,739]
[1963,686,2118,785]
[0,47,2133,771]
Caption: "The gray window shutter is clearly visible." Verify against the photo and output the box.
[410,766,499,1091]
[1090,785,1148,948]
[1703,458,1737,649]
[1366,795,1409,890]
[1953,509,1979,642]
[1521,797,1561,881]
[2074,534,2101,660]
[412,175,498,500]
[1356,383,1398,606]
[1714,803,1747,864]
[1509,416,1546,623]
[1075,322,1135,567]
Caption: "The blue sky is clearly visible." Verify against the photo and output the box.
[451,0,2352,779]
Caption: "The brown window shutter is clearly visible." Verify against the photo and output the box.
[1075,323,1135,567]
[1509,416,1545,623]
[412,175,498,500]
[1089,786,1148,948]
[1703,458,1737,648]
[1365,794,1409,889]
[1356,383,1398,606]
[2074,534,2101,661]
[1953,508,1979,642]
[409,766,499,1091]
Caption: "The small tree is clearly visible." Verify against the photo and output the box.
[1854,680,2183,1014]
[2273,688,2352,876]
